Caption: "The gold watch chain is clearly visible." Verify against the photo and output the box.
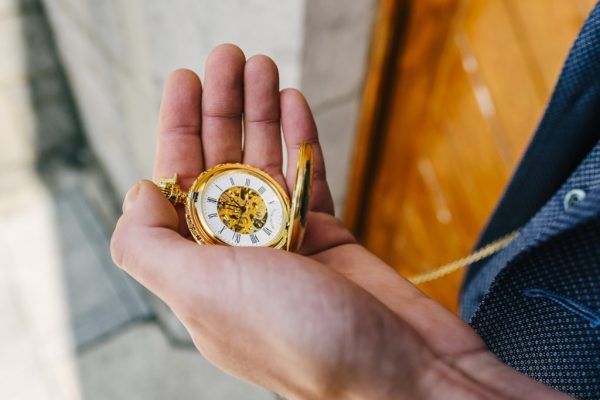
[406,230,519,285]
[157,174,188,205]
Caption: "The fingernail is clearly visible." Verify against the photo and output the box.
[123,181,143,213]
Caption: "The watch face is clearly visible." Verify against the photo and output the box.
[192,169,288,247]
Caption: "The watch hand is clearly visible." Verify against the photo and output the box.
[218,201,242,210]
[223,192,243,207]
[234,211,243,232]
[240,187,249,204]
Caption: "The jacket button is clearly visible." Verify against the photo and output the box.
[563,189,586,211]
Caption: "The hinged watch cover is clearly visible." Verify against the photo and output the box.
[286,142,313,251]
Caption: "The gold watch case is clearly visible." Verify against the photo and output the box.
[157,142,314,252]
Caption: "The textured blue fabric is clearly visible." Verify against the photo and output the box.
[462,146,600,320]
[470,218,600,398]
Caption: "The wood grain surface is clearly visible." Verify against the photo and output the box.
[346,0,595,312]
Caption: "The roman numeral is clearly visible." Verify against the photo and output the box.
[208,213,217,219]
[229,177,235,186]
[245,178,251,186]
[233,232,241,244]
[264,227,272,236]
[250,234,259,244]
[258,186,266,195]
[207,197,217,203]
[219,226,226,234]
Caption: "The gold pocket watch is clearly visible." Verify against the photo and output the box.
[157,142,313,252]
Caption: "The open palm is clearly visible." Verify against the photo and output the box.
[111,45,569,399]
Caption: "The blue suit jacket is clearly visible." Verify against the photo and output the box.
[460,3,600,398]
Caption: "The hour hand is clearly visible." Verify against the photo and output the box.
[221,192,243,207]
[218,200,242,210]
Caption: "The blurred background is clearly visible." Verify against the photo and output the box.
[0,0,595,399]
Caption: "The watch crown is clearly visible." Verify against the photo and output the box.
[156,173,187,205]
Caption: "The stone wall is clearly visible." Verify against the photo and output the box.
[0,0,82,174]
[41,0,375,214]
[302,0,376,212]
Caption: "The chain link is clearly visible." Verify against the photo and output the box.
[406,231,519,285]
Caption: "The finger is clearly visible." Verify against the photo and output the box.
[281,89,334,215]
[299,212,356,256]
[202,44,245,168]
[154,69,203,190]
[111,180,233,305]
[112,180,183,295]
[242,55,285,186]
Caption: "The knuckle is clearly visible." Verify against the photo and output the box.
[312,167,327,181]
[245,117,280,126]
[160,125,200,138]
[202,110,242,120]
[291,135,320,149]
[260,161,283,178]
[305,135,320,146]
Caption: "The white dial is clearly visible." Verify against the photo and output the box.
[193,171,286,247]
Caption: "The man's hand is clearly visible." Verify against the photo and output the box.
[111,44,570,399]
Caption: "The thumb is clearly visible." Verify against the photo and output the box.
[110,180,215,302]
[120,179,179,231]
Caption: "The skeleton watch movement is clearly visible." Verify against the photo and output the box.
[156,142,313,252]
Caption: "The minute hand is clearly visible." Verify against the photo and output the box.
[222,192,243,207]
[218,201,243,210]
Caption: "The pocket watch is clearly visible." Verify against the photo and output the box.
[156,142,313,252]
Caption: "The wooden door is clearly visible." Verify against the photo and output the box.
[345,0,596,312]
